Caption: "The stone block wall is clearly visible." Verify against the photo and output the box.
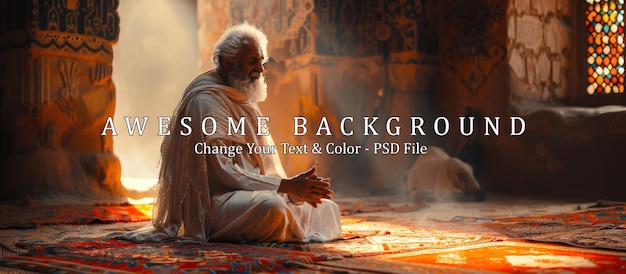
[508,0,574,104]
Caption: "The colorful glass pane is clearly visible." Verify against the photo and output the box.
[586,0,625,95]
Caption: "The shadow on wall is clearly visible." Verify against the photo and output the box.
[112,0,199,190]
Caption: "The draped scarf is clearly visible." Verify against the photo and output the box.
[111,69,286,242]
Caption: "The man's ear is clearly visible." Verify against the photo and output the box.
[220,56,232,72]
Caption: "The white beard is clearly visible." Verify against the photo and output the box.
[228,72,268,103]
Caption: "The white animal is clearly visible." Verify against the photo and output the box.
[405,146,483,202]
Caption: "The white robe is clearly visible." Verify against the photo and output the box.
[109,70,341,243]
[206,138,341,243]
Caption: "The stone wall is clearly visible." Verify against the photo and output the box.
[430,0,511,188]
[508,0,574,104]
[479,0,626,199]
[0,0,126,202]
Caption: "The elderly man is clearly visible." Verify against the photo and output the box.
[113,22,341,243]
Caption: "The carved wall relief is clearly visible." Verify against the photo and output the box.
[0,0,124,201]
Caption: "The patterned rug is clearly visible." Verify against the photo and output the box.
[306,213,626,273]
[377,241,626,273]
[0,222,147,255]
[0,215,503,272]
[0,239,343,273]
[274,216,504,258]
[451,204,626,251]
[335,200,427,215]
[0,203,152,229]
[2,201,623,272]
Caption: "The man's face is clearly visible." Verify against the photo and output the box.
[234,41,265,82]
[227,40,268,102]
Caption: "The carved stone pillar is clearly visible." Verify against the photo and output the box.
[0,0,125,201]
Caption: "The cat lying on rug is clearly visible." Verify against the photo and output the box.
[404,146,485,202]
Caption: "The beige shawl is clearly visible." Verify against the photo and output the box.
[112,70,286,242]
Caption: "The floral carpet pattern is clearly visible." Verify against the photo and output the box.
[0,239,342,273]
[0,198,625,273]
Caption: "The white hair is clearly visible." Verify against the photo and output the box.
[212,22,269,69]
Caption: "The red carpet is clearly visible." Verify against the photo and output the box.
[1,202,625,273]
[0,239,342,273]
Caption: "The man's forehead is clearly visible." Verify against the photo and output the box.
[239,40,264,58]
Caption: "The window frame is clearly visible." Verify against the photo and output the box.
[573,0,626,107]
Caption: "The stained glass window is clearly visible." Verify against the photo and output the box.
[586,0,625,95]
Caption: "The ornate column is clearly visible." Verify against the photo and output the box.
[0,0,125,201]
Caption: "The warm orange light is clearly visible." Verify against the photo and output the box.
[382,242,625,272]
